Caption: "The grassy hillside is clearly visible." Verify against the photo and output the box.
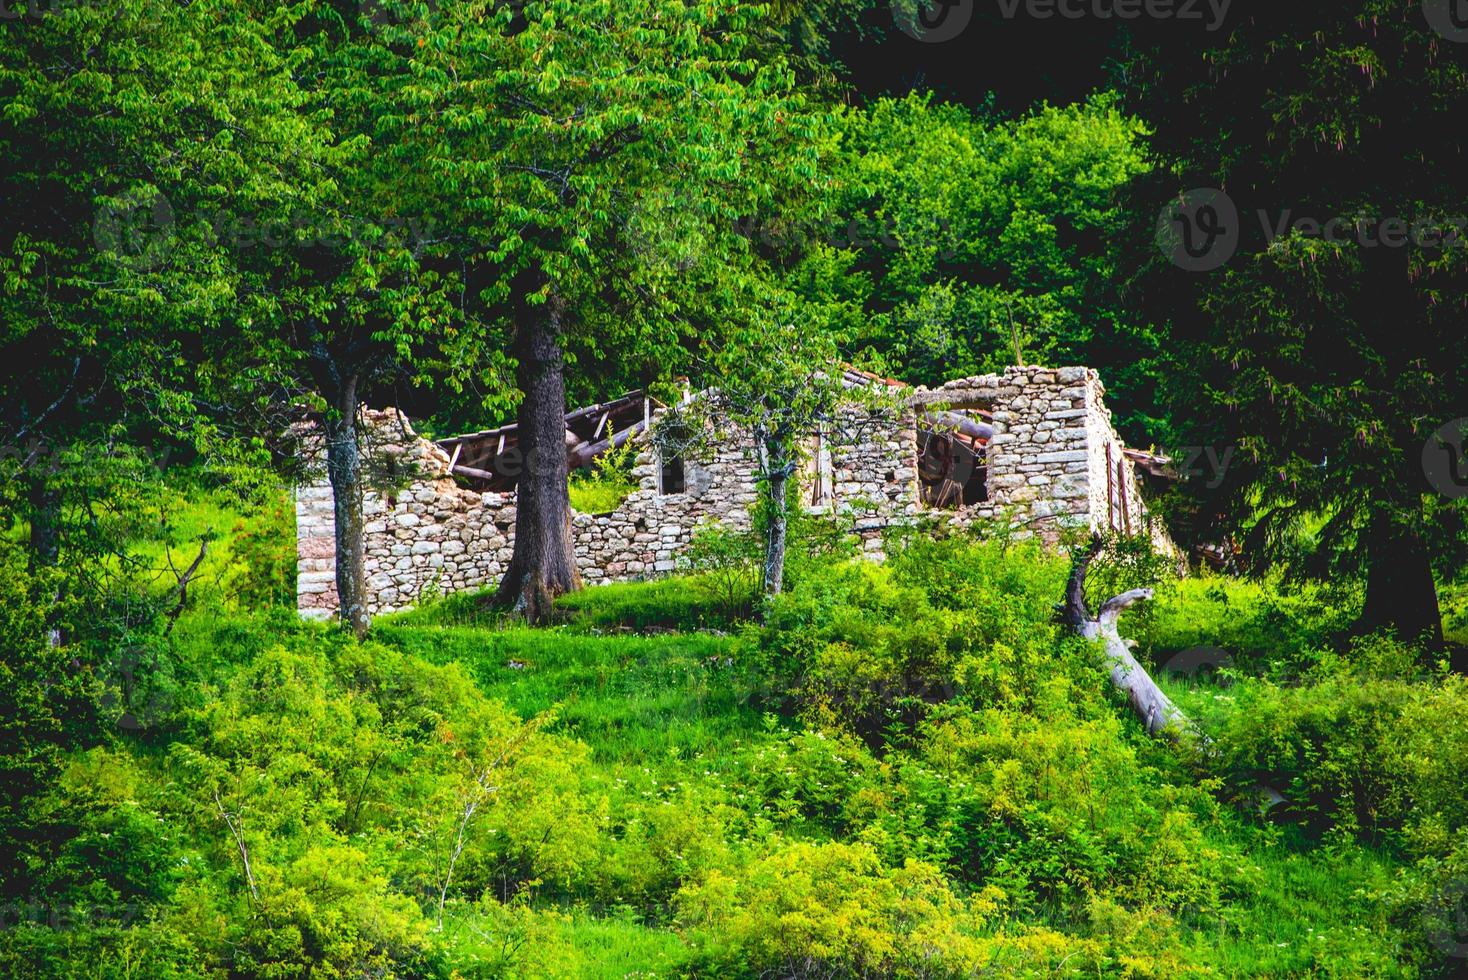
[4,496,1468,977]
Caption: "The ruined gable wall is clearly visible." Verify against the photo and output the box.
[927,366,1094,538]
[1081,372,1179,556]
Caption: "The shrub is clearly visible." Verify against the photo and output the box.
[726,728,880,834]
[677,840,996,978]
[681,521,760,620]
[1133,573,1356,680]
[1201,645,1468,846]
[752,535,1098,740]
[222,493,296,609]
[569,439,639,514]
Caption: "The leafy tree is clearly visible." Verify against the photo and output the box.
[179,0,488,638]
[658,302,890,597]
[815,92,1160,437]
[395,0,831,620]
[0,0,303,608]
[1118,2,1468,652]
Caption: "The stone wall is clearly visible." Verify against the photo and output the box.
[297,366,1177,619]
[296,409,762,620]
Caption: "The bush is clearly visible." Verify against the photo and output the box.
[1133,573,1356,680]
[677,840,997,978]
[681,521,760,620]
[569,440,639,514]
[222,493,296,609]
[752,535,1095,740]
[1202,650,1468,845]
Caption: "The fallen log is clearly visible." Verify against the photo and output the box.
[1061,536,1192,740]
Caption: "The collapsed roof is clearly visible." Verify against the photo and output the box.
[432,371,1175,497]
[436,390,657,493]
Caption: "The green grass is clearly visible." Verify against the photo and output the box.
[373,572,1431,975]
[385,573,750,634]
[1175,824,1407,977]
[436,904,692,978]
[374,622,756,762]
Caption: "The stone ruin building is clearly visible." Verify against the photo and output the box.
[296,365,1178,620]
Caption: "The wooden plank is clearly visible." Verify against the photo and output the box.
[1119,458,1131,535]
[593,410,610,440]
[1106,443,1115,530]
[448,443,462,471]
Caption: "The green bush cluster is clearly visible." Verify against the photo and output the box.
[8,509,1467,977]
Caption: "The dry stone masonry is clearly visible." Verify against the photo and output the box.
[297,366,1177,619]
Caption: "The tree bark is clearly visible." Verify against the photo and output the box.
[26,475,63,646]
[322,375,370,638]
[757,430,798,598]
[1062,538,1192,740]
[1358,510,1444,653]
[494,287,580,623]
[26,477,61,573]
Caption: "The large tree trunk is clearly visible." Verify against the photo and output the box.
[495,287,580,623]
[323,375,370,638]
[26,474,63,646]
[26,477,61,573]
[1062,538,1192,740]
[761,438,792,597]
[1358,510,1444,653]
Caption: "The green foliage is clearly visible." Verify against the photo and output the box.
[1120,3,1468,641]
[568,439,639,515]
[681,521,761,621]
[753,534,1085,740]
[3,487,1454,976]
[818,92,1160,435]
[678,840,1000,977]
[221,493,297,609]
[0,543,97,890]
[1134,572,1356,680]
